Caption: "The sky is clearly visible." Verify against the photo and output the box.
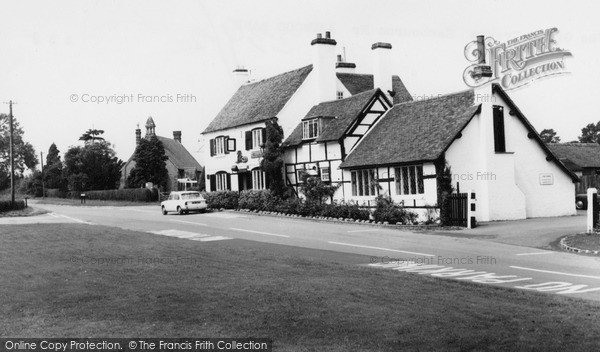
[1,0,599,166]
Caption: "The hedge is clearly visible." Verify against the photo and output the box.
[0,200,26,212]
[202,191,240,209]
[67,188,158,202]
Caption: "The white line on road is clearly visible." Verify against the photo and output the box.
[510,266,600,280]
[347,229,379,233]
[515,252,554,256]
[170,219,208,226]
[328,241,436,257]
[229,228,290,238]
[53,213,92,225]
[128,209,158,213]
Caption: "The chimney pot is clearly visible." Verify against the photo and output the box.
[317,33,322,39]
[135,128,141,145]
[337,54,342,62]
[325,31,331,39]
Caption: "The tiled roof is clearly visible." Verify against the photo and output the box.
[157,136,202,170]
[282,89,384,147]
[341,89,480,168]
[392,75,412,104]
[336,73,374,95]
[547,143,600,169]
[203,65,313,134]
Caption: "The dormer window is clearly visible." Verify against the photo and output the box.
[302,118,319,140]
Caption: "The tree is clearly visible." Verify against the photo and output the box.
[79,129,106,143]
[299,172,338,205]
[63,135,123,192]
[0,113,38,190]
[260,118,286,197]
[126,136,169,189]
[43,143,66,189]
[579,121,600,144]
[435,159,454,225]
[539,128,561,143]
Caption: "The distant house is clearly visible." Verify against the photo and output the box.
[338,84,578,221]
[120,117,203,192]
[201,31,409,192]
[547,143,600,194]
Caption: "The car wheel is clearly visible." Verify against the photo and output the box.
[177,206,184,215]
[162,206,167,215]
[184,210,190,215]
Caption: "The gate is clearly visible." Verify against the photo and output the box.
[447,192,468,227]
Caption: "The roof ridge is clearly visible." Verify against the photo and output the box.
[394,88,474,107]
[245,64,313,86]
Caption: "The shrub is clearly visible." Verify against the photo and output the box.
[321,201,370,220]
[202,191,239,209]
[67,188,158,202]
[238,190,281,211]
[373,195,417,224]
[0,200,26,212]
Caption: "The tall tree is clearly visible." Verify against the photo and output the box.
[43,143,66,189]
[260,118,286,197]
[579,121,600,144]
[63,136,123,192]
[539,128,561,143]
[126,136,169,189]
[0,113,38,190]
[79,129,106,143]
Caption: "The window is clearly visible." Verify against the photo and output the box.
[215,172,229,191]
[493,105,506,153]
[252,129,263,149]
[302,119,319,140]
[320,167,330,182]
[246,128,266,150]
[210,136,227,156]
[394,165,424,195]
[351,169,378,196]
[337,91,344,100]
[252,169,266,190]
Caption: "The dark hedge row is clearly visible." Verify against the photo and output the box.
[67,188,159,202]
[0,200,26,212]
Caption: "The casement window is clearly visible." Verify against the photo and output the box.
[394,165,424,195]
[215,172,230,191]
[320,167,330,182]
[351,169,378,196]
[337,91,344,100]
[302,118,319,140]
[245,128,266,150]
[252,169,266,190]
[210,136,233,156]
[493,105,506,153]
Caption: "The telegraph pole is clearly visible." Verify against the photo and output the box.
[40,151,45,198]
[9,100,15,205]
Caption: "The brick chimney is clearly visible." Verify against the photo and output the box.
[173,131,182,143]
[135,126,141,145]
[471,35,493,79]
[233,66,250,86]
[311,31,337,102]
[371,42,393,97]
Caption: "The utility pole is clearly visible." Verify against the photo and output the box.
[9,101,15,205]
[40,151,45,198]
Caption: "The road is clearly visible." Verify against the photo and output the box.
[7,203,600,301]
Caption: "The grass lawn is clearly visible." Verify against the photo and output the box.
[1,224,600,351]
[565,233,600,252]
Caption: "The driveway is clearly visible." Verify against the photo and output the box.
[439,210,587,249]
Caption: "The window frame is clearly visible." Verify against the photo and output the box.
[215,136,227,156]
[350,169,378,196]
[394,165,425,195]
[302,118,319,140]
[251,168,266,190]
[215,172,229,191]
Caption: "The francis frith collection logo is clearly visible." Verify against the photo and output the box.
[463,28,572,90]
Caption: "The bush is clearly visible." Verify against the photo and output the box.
[238,190,281,211]
[202,191,239,209]
[321,201,370,220]
[67,188,158,202]
[373,195,417,224]
[0,200,26,212]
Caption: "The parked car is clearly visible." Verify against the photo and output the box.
[576,194,588,210]
[161,191,207,215]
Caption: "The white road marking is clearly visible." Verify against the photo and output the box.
[515,251,554,256]
[510,266,600,280]
[229,228,290,238]
[53,213,93,224]
[205,213,247,219]
[328,241,435,257]
[347,229,379,233]
[169,219,208,226]
[128,208,157,213]
[148,229,230,242]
